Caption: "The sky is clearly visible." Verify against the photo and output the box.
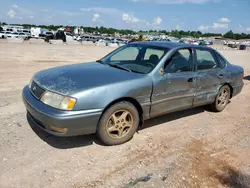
[0,0,250,33]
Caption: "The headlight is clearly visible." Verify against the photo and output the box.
[40,91,76,110]
[28,76,34,89]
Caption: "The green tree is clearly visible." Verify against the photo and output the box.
[223,30,234,39]
[170,30,181,38]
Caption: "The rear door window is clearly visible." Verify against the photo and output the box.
[196,49,218,70]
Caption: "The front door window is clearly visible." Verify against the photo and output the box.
[165,48,193,73]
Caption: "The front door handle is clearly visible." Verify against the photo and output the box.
[187,78,194,82]
[218,74,224,78]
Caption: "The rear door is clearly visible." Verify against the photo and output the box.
[193,48,225,106]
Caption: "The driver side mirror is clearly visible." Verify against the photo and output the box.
[159,68,164,75]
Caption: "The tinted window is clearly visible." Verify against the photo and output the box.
[196,49,218,70]
[215,52,226,68]
[165,48,193,73]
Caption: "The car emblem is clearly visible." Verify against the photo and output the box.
[33,86,36,91]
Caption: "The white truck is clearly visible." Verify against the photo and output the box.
[30,27,42,38]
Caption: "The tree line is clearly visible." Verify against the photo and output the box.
[0,22,250,39]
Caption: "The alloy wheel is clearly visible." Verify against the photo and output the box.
[217,88,229,108]
[106,110,134,139]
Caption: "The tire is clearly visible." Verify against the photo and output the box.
[210,85,230,112]
[97,101,139,146]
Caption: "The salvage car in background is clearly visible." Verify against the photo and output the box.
[23,41,244,145]
[18,32,29,40]
[6,32,19,39]
[0,31,8,39]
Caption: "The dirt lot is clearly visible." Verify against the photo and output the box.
[0,40,250,188]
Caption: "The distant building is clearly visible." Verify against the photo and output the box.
[2,25,23,32]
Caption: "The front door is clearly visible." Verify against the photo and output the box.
[150,48,196,117]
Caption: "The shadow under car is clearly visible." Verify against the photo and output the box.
[27,106,212,149]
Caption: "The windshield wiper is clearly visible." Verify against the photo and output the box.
[108,64,132,72]
[96,60,132,72]
[96,60,108,65]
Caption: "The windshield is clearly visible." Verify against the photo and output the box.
[99,44,169,74]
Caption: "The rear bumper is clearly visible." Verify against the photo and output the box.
[22,85,102,136]
[232,83,244,97]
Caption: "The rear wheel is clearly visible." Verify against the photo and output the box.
[97,101,139,145]
[210,85,230,112]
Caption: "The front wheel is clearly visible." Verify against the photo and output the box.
[210,85,230,112]
[97,101,139,146]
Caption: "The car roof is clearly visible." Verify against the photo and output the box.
[130,41,213,50]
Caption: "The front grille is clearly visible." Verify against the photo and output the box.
[30,81,45,99]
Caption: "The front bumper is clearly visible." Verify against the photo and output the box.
[22,86,102,136]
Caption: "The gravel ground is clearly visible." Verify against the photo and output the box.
[0,40,250,188]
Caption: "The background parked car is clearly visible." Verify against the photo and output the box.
[81,36,99,43]
[6,32,19,39]
[18,32,29,40]
[0,31,7,39]
[73,35,81,41]
[38,34,47,40]
[44,32,55,42]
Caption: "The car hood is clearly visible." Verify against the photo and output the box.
[34,62,144,95]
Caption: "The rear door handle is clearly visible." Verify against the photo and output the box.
[187,78,194,82]
[218,74,224,78]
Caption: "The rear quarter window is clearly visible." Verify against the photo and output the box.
[215,52,227,68]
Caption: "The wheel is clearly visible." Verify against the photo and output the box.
[210,85,230,112]
[97,101,139,145]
